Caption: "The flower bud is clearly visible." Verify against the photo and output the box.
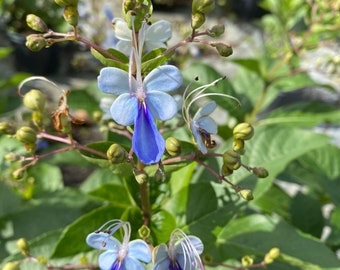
[63,5,79,27]
[15,126,37,146]
[32,111,44,128]
[239,189,254,201]
[191,12,206,29]
[23,89,45,112]
[2,262,20,270]
[0,122,16,134]
[12,169,25,180]
[138,224,151,239]
[223,150,241,170]
[16,238,30,256]
[165,137,181,157]
[221,164,233,176]
[154,167,166,183]
[241,255,254,267]
[134,170,148,184]
[55,0,78,7]
[123,0,153,31]
[207,24,225,37]
[106,144,128,164]
[26,14,48,33]
[211,42,233,57]
[233,122,254,140]
[252,166,269,178]
[192,0,215,14]
[232,139,244,153]
[26,34,46,52]
[268,247,280,259]
[4,152,19,162]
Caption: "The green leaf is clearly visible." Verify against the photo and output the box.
[150,209,176,244]
[0,47,13,59]
[214,214,340,269]
[327,207,340,246]
[90,47,128,71]
[141,48,172,73]
[0,181,22,217]
[51,205,125,258]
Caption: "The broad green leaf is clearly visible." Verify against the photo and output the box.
[67,88,100,114]
[141,48,172,73]
[327,207,340,247]
[80,168,121,193]
[213,214,340,269]
[90,47,128,71]
[51,205,125,258]
[0,181,22,217]
[150,209,176,244]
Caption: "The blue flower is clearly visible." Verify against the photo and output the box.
[86,220,151,270]
[152,229,204,270]
[98,18,182,164]
[182,77,240,154]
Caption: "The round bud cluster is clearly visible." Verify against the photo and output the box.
[122,0,153,31]
[264,247,280,264]
[165,137,181,157]
[26,34,46,52]
[211,42,233,57]
[207,24,225,37]
[239,189,254,201]
[16,238,30,256]
[2,262,20,270]
[54,0,79,27]
[22,89,46,128]
[138,224,151,239]
[241,255,254,267]
[0,122,16,135]
[106,144,128,164]
[134,170,148,184]
[26,14,48,33]
[15,126,37,151]
[191,0,215,29]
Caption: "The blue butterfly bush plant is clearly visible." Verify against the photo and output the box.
[3,0,275,269]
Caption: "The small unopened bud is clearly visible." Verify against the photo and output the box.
[154,166,166,183]
[211,42,233,57]
[221,164,233,176]
[165,137,181,157]
[134,170,148,184]
[241,255,254,267]
[16,126,37,145]
[267,247,280,259]
[106,144,128,164]
[192,0,215,14]
[2,262,20,270]
[0,122,16,134]
[26,14,48,32]
[239,189,254,201]
[138,224,151,239]
[191,12,206,29]
[232,139,244,153]
[253,166,269,178]
[4,152,19,162]
[55,0,78,7]
[26,34,46,52]
[32,111,44,128]
[23,89,45,112]
[17,238,30,256]
[122,0,152,31]
[12,169,25,180]
[63,5,79,27]
[233,122,254,140]
[207,24,225,37]
[223,150,241,170]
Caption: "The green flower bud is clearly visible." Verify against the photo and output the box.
[221,163,233,176]
[241,255,254,267]
[16,126,37,145]
[165,137,181,157]
[252,166,269,178]
[32,111,44,128]
[233,122,254,140]
[26,14,48,32]
[37,256,48,265]
[191,12,206,29]
[123,0,153,31]
[106,144,128,164]
[16,238,30,256]
[239,189,254,201]
[12,169,25,180]
[207,24,225,37]
[0,122,16,134]
[223,150,241,170]
[134,170,148,184]
[55,0,78,7]
[232,139,244,153]
[23,89,45,112]
[138,224,150,239]
[26,34,46,52]
[4,152,19,162]
[2,262,20,270]
[267,247,280,259]
[154,166,166,183]
[63,5,79,27]
[211,42,233,57]
[192,0,215,14]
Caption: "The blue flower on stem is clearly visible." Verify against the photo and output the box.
[86,219,151,270]
[98,18,182,164]
[182,77,240,154]
[152,229,204,270]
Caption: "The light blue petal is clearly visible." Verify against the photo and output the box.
[110,94,138,126]
[98,250,119,270]
[188,236,204,254]
[133,103,165,164]
[128,239,152,263]
[147,92,178,121]
[98,67,134,95]
[152,258,171,270]
[144,65,182,92]
[86,232,121,251]
[116,40,133,55]
[146,20,172,43]
[145,41,167,52]
[122,256,147,270]
[190,121,207,154]
[196,116,217,134]
[153,244,169,264]
[193,101,216,121]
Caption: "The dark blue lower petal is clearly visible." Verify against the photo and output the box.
[110,259,122,270]
[133,102,165,164]
[169,260,183,270]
